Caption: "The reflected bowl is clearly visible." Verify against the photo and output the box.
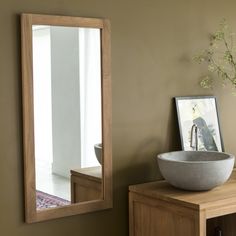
[94,143,102,165]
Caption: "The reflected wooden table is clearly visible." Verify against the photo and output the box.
[70,166,102,203]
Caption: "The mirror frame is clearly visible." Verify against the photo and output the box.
[21,13,112,223]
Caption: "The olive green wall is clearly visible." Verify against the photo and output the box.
[1,0,236,235]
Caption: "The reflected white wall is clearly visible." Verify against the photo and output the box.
[79,28,102,168]
[50,26,81,178]
[33,26,102,181]
[32,26,53,167]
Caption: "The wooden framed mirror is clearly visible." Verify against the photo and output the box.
[21,13,112,223]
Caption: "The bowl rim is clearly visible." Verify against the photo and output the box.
[157,150,235,164]
[94,143,102,148]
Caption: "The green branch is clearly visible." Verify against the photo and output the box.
[194,19,236,90]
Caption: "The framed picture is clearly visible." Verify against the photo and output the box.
[175,96,224,152]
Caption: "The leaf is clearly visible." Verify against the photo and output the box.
[193,18,236,92]
[200,76,213,89]
[213,31,224,41]
[208,64,215,72]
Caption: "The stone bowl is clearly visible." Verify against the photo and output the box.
[94,143,102,165]
[157,151,235,191]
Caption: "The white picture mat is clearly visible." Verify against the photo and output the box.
[176,97,223,151]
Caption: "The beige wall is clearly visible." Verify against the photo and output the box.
[1,0,236,235]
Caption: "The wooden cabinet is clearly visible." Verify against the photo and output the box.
[70,166,102,203]
[129,169,236,236]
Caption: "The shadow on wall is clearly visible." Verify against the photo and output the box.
[164,99,182,152]
[110,99,183,235]
[114,98,181,187]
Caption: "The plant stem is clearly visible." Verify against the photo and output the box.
[223,37,236,69]
[210,56,234,83]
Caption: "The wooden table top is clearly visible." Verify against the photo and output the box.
[71,166,102,182]
[129,169,236,215]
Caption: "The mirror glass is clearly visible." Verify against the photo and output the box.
[32,25,103,210]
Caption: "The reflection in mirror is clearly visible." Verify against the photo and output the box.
[21,14,112,223]
[32,25,103,209]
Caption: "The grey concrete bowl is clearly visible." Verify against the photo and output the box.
[157,151,235,191]
[94,143,102,165]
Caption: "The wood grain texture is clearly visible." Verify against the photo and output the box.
[21,13,37,223]
[101,18,112,209]
[129,192,198,236]
[129,169,236,236]
[129,170,236,218]
[21,13,112,223]
[21,13,104,28]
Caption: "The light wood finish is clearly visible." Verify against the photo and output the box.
[101,18,112,209]
[21,13,112,223]
[129,169,236,236]
[21,13,36,221]
[129,193,201,236]
[22,13,104,28]
[71,167,102,203]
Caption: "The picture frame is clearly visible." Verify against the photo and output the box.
[175,96,224,152]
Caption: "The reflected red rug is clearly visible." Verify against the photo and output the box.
[36,190,70,209]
